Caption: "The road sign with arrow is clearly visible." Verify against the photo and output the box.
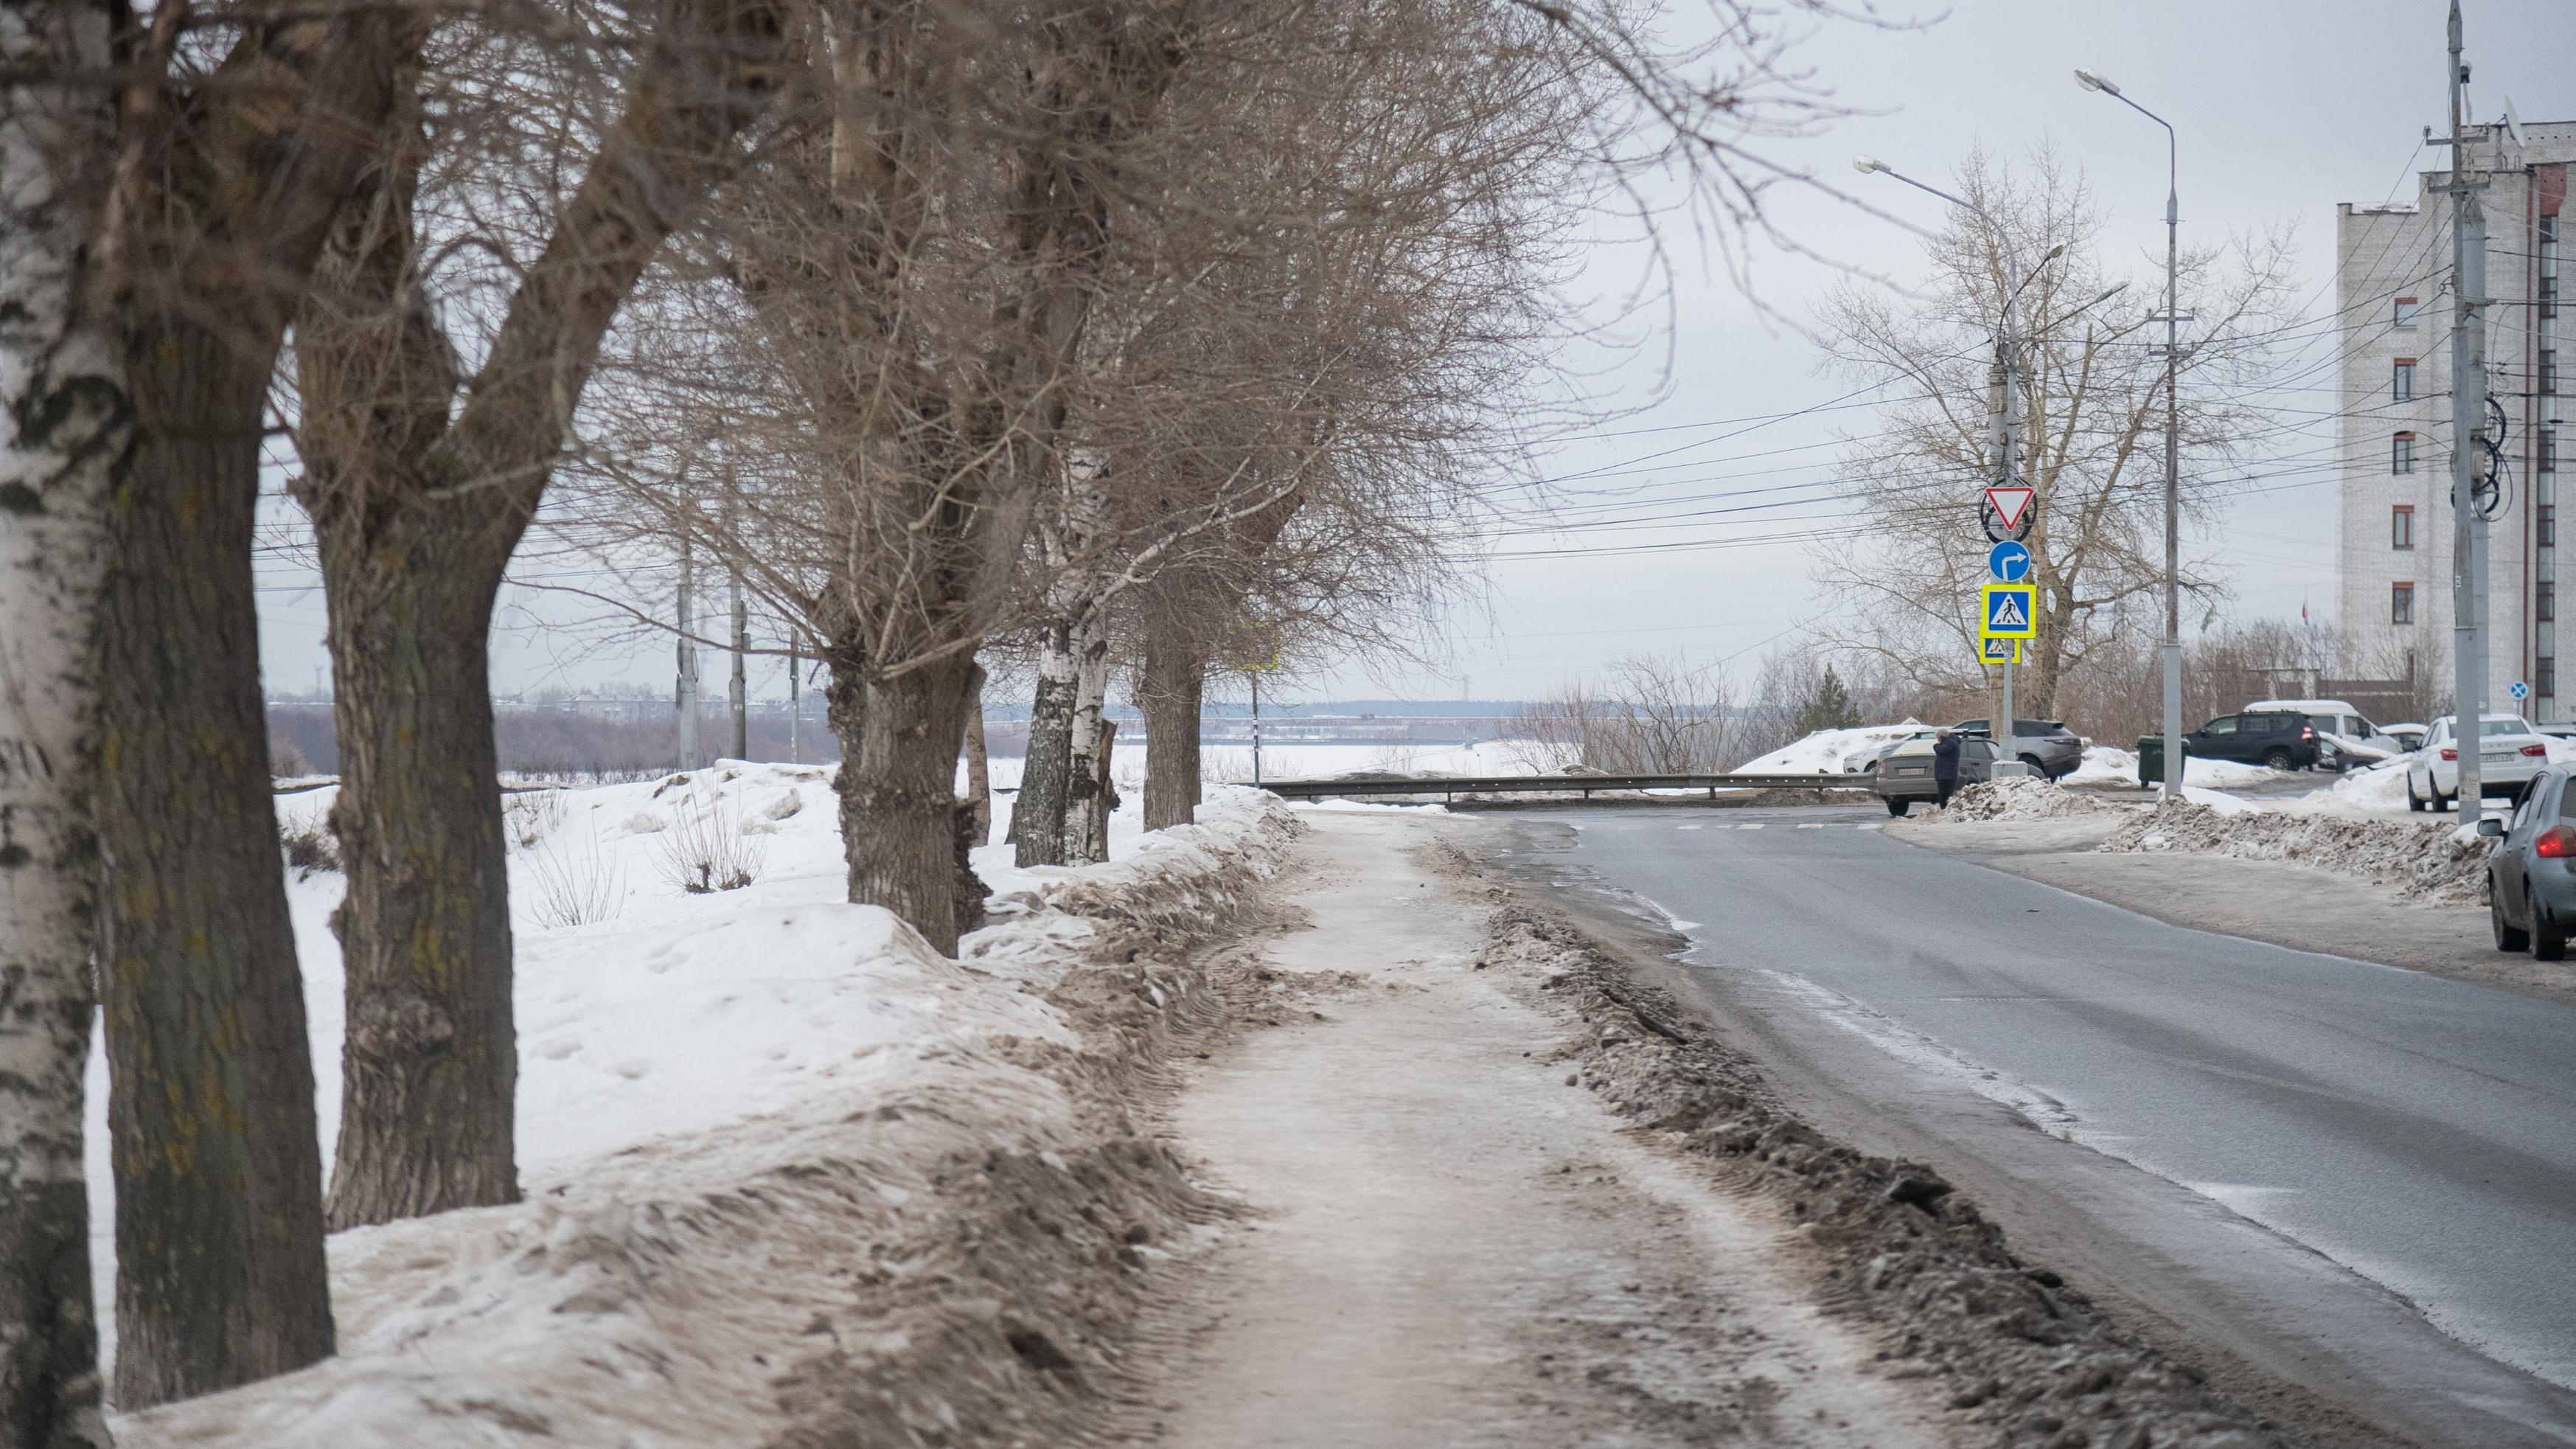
[1987,540,2032,583]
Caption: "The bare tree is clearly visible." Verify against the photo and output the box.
[1813,150,2297,721]
[0,0,123,1436]
[88,0,448,1401]
[289,0,793,1233]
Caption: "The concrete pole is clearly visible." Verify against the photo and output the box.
[728,566,748,762]
[2159,121,2184,799]
[788,637,800,764]
[676,530,700,771]
[2450,0,2488,822]
[1251,672,1263,787]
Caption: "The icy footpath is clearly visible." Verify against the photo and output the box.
[112,770,1300,1448]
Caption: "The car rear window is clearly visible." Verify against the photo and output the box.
[2480,719,2535,737]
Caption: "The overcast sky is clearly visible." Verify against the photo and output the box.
[251,0,2576,708]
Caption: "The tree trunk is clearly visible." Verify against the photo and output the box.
[1009,619,1078,867]
[311,538,518,1230]
[1138,630,1204,830]
[1061,613,1114,865]
[953,662,991,941]
[97,319,334,1407]
[0,5,122,1425]
[962,673,992,848]
[835,651,981,955]
[1087,720,1121,862]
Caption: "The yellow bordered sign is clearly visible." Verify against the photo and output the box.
[1980,582,2037,640]
[1979,636,2022,665]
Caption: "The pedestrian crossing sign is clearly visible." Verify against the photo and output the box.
[1979,636,2021,664]
[1980,582,2037,640]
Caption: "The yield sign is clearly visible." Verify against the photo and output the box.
[1985,487,2036,533]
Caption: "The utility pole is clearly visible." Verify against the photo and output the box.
[728,565,748,762]
[676,529,700,771]
[2448,0,2490,824]
[788,637,801,764]
[1988,336,2015,757]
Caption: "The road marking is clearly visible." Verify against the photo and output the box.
[1856,823,1884,831]
[1796,822,1824,829]
[1738,823,1766,830]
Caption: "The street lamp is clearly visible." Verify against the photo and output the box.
[2077,66,2184,801]
[1855,156,2060,772]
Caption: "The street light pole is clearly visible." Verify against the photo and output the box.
[1854,156,2058,773]
[2076,68,2184,800]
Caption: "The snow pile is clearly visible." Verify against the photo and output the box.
[2305,760,2415,816]
[1935,776,2126,821]
[1734,723,1924,775]
[2101,796,2496,903]
[2064,745,2283,788]
[111,771,1295,1448]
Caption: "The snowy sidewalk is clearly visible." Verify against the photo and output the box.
[1152,813,1943,1448]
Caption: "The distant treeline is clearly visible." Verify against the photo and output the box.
[266,703,1045,779]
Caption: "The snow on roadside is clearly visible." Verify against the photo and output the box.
[2100,796,2495,903]
[1933,776,2127,821]
[110,773,1298,1447]
[2064,743,2284,789]
[1733,722,1924,775]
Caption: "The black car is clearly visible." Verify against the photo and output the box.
[2182,711,2321,771]
[1949,718,2084,780]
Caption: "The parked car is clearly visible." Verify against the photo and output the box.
[2479,763,2576,959]
[2243,698,2403,771]
[2179,710,2320,771]
[1873,734,1996,816]
[1845,728,1936,773]
[2382,722,2429,754]
[2406,713,2550,810]
[1949,718,2084,780]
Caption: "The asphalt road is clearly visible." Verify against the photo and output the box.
[1497,805,2576,1448]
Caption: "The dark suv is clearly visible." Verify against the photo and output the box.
[1950,719,2084,780]
[2182,711,2321,771]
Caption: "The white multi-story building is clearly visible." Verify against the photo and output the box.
[2339,121,2572,721]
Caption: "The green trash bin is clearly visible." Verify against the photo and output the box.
[2135,734,2185,788]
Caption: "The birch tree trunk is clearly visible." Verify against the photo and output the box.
[0,2,122,1435]
[1009,619,1079,867]
[951,661,990,941]
[962,673,992,847]
[1060,611,1115,864]
[1137,628,1204,830]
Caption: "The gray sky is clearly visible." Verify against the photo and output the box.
[251,0,2576,707]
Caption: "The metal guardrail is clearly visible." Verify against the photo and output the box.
[1250,772,1859,803]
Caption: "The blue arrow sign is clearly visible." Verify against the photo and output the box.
[1988,540,2032,583]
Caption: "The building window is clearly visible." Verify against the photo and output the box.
[2392,504,2415,549]
[2546,215,2563,319]
[2393,358,2417,401]
[2544,657,2560,698]
[2544,582,2559,623]
[2546,429,2561,475]
[2395,296,2422,327]
[2393,431,2418,473]
[2546,351,2561,395]
[2547,504,2559,549]
[2392,583,2416,625]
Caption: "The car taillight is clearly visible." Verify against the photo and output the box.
[2302,726,2315,740]
[2441,748,2458,761]
[2538,826,2576,858]
[2524,743,2549,757]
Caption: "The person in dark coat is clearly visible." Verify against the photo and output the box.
[1932,727,1963,809]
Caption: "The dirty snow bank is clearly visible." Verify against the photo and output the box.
[117,778,1298,1448]
[1932,776,2128,821]
[2101,796,2494,903]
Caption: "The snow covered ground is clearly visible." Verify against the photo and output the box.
[1733,723,1924,774]
[103,768,1297,1445]
[2064,745,2284,789]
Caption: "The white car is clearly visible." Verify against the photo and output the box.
[2406,714,2552,810]
[2244,698,2404,770]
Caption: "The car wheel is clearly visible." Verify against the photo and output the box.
[2537,908,2569,963]
[2494,881,2531,952]
[2407,775,2425,812]
[2263,748,2294,771]
[1884,797,1910,818]
[2019,754,2044,775]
